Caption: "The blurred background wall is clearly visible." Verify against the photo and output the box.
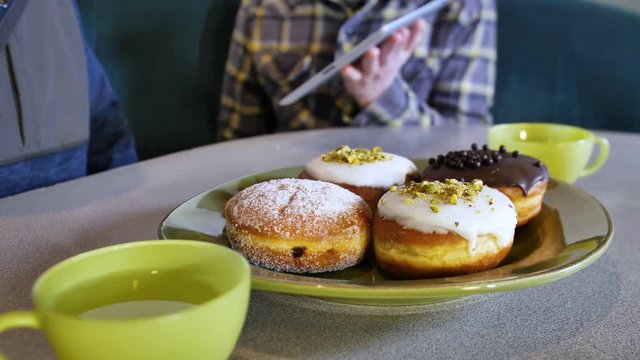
[492,0,640,133]
[601,0,640,12]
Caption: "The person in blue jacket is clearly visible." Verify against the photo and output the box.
[0,0,136,198]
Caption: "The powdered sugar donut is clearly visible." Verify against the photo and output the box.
[224,178,372,273]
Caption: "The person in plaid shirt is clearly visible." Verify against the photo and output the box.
[218,0,496,140]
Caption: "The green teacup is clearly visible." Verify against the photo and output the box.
[488,123,610,183]
[0,240,251,360]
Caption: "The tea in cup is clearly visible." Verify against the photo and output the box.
[0,240,251,360]
[488,123,610,183]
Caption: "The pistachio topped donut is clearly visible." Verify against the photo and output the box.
[421,144,549,226]
[374,179,517,279]
[300,145,418,209]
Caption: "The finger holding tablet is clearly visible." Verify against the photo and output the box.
[278,0,452,107]
[341,19,427,107]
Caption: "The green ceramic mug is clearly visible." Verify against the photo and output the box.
[488,123,610,183]
[0,240,251,360]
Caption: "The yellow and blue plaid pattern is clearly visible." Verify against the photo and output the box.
[218,0,496,140]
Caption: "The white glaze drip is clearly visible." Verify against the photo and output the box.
[377,185,517,252]
[304,153,417,187]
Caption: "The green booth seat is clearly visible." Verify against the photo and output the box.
[494,0,640,132]
[77,0,640,160]
[77,0,242,160]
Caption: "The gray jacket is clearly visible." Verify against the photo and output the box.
[0,0,88,165]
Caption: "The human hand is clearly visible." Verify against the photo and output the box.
[340,19,426,108]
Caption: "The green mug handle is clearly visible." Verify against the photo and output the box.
[0,311,40,360]
[581,135,610,177]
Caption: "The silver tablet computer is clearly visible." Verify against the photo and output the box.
[278,0,451,106]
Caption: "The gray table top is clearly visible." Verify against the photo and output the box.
[0,125,638,359]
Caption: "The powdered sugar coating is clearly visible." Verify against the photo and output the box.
[224,178,371,240]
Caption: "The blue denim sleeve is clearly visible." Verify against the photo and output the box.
[84,44,138,174]
[72,0,137,174]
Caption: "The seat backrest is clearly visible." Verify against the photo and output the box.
[494,0,640,132]
[77,0,241,159]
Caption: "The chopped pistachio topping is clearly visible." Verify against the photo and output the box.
[485,194,495,205]
[398,179,484,212]
[404,199,414,205]
[321,145,391,164]
[389,185,398,192]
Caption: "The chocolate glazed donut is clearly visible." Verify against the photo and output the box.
[422,144,549,226]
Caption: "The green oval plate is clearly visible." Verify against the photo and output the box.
[159,163,613,306]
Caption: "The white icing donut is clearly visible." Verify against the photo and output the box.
[377,183,517,253]
[304,153,417,188]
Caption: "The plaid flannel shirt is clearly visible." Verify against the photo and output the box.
[218,0,496,140]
